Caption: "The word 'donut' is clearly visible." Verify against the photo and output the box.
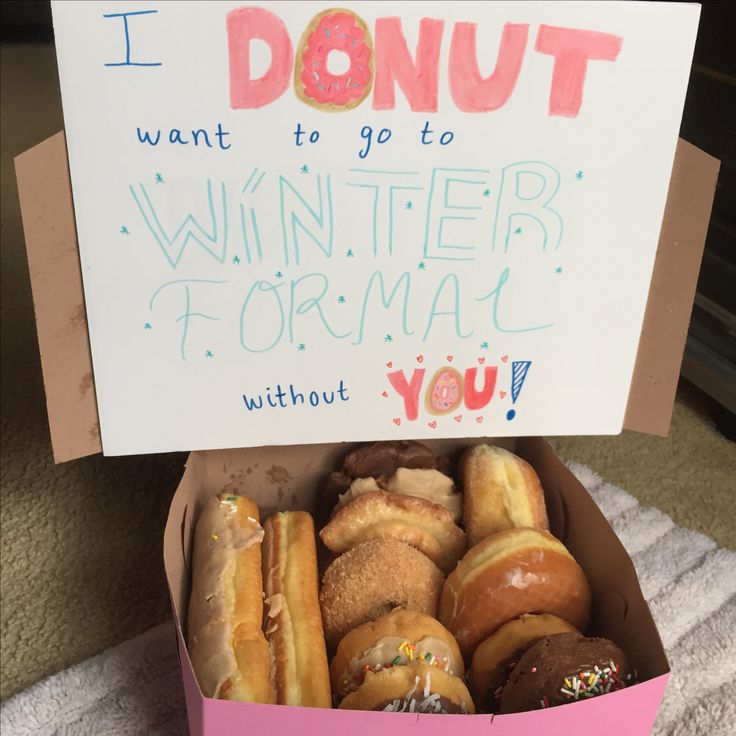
[228,8,622,117]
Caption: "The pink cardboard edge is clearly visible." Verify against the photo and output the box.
[14,134,719,460]
[176,627,667,736]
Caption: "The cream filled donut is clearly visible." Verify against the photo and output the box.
[334,468,462,522]
[320,490,466,573]
[294,8,373,111]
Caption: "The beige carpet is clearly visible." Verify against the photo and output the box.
[1,42,735,702]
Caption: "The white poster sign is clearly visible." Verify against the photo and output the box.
[51,1,699,454]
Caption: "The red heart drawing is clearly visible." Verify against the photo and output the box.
[416,355,424,363]
[428,420,437,429]
[447,355,454,362]
[501,355,508,363]
[476,416,484,424]
[381,391,388,397]
[386,361,393,368]
[454,414,462,422]
[499,390,507,398]
[393,418,401,426]
[478,357,486,364]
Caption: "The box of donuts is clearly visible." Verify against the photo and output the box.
[15,0,721,734]
[163,437,672,734]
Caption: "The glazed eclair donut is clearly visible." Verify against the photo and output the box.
[187,493,275,703]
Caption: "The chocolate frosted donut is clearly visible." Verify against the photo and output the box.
[319,539,444,649]
[500,633,631,713]
[470,614,579,712]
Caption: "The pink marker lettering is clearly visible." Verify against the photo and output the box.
[373,17,444,112]
[387,368,426,421]
[535,25,623,117]
[463,366,498,410]
[449,22,529,112]
[227,7,294,109]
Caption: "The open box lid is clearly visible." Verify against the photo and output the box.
[14,2,720,463]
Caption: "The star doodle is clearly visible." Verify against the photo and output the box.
[337,295,346,304]
[144,323,152,330]
[275,271,284,278]
[300,164,309,174]
[514,227,522,234]
[232,255,240,265]
[297,343,306,351]
[482,189,491,197]
[418,261,426,271]
[384,334,393,343]
[405,201,413,210]
[575,170,584,181]
[120,226,129,235]
[345,249,354,258]
[480,341,489,349]
[205,350,214,358]
[155,173,164,184]
[555,266,563,274]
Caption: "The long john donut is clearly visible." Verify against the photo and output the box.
[262,511,331,707]
[187,493,275,702]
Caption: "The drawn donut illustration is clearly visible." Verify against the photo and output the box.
[294,8,373,111]
[425,366,464,416]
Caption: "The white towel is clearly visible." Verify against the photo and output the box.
[2,463,734,735]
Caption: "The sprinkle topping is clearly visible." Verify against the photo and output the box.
[540,662,627,706]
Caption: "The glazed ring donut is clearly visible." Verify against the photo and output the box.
[330,608,464,699]
[294,8,373,111]
[319,539,444,649]
[339,661,475,714]
[461,444,548,546]
[439,528,591,659]
[319,491,466,573]
[470,614,579,712]
[425,367,463,415]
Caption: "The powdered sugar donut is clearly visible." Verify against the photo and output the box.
[294,9,373,111]
[425,367,463,415]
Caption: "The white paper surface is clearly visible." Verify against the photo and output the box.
[50,1,699,454]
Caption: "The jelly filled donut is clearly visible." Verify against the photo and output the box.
[330,608,464,700]
[319,538,444,649]
[320,490,466,573]
[294,8,373,111]
[340,661,475,714]
[500,633,632,712]
[461,444,548,546]
[439,528,591,659]
[470,614,579,712]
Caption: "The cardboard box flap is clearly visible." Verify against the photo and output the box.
[15,133,718,462]
[14,132,101,463]
[623,139,720,436]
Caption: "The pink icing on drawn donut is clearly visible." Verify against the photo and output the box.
[297,10,373,109]
[427,368,463,415]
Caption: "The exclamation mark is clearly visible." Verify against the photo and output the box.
[506,360,532,420]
